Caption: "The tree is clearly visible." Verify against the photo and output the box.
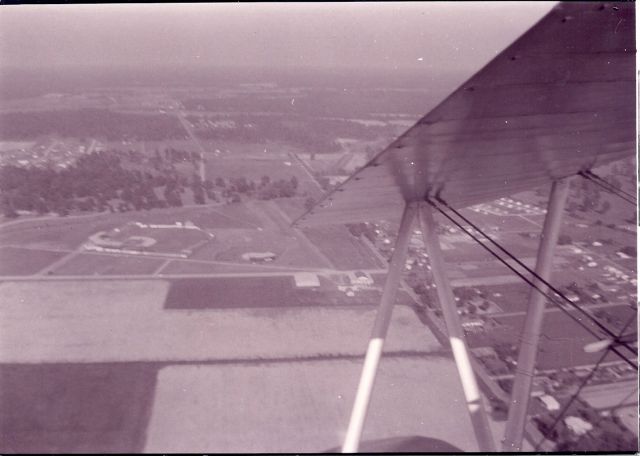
[558,234,572,245]
[304,197,316,211]
[1,196,18,218]
[598,200,611,214]
[620,245,636,257]
[347,223,367,238]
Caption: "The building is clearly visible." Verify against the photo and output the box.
[242,252,277,263]
[294,273,321,288]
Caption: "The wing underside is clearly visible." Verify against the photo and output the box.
[297,2,635,226]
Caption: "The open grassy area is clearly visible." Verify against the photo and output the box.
[188,227,327,268]
[190,229,288,261]
[0,246,66,275]
[273,196,307,222]
[102,224,210,255]
[302,225,384,270]
[52,253,165,276]
[160,260,282,274]
[0,203,262,252]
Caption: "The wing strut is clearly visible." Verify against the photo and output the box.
[502,177,570,451]
[341,203,416,453]
[418,202,496,452]
[342,201,497,452]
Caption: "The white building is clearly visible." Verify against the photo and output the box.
[294,273,321,288]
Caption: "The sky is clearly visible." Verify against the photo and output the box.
[0,2,556,73]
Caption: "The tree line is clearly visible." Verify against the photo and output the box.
[0,109,187,141]
[0,150,303,218]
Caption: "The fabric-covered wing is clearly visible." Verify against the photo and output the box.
[296,2,635,226]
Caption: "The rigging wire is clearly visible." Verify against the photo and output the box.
[582,169,637,201]
[425,199,637,369]
[532,313,637,451]
[432,196,637,357]
[579,170,637,205]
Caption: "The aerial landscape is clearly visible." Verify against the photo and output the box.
[0,2,637,454]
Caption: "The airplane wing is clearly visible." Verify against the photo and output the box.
[296,2,635,226]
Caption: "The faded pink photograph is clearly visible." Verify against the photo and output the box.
[0,2,637,453]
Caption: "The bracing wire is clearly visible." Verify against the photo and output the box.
[532,313,637,451]
[426,199,637,369]
[579,170,637,205]
[434,196,638,356]
[582,170,637,201]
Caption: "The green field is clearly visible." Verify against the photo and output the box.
[0,246,66,275]
[51,253,165,276]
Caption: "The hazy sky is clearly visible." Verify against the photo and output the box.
[1,2,555,72]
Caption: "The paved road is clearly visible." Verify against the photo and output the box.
[0,266,388,282]
[177,112,206,182]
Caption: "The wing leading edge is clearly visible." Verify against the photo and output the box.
[296,2,635,226]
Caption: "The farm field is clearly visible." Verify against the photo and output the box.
[199,140,301,158]
[51,253,165,276]
[301,225,384,270]
[163,276,381,310]
[0,363,156,453]
[144,358,478,453]
[0,247,66,275]
[467,311,630,371]
[0,279,437,363]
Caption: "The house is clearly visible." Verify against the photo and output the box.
[348,271,374,286]
[564,416,593,436]
[294,273,320,288]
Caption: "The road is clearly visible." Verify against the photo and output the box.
[288,151,324,195]
[176,112,206,182]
